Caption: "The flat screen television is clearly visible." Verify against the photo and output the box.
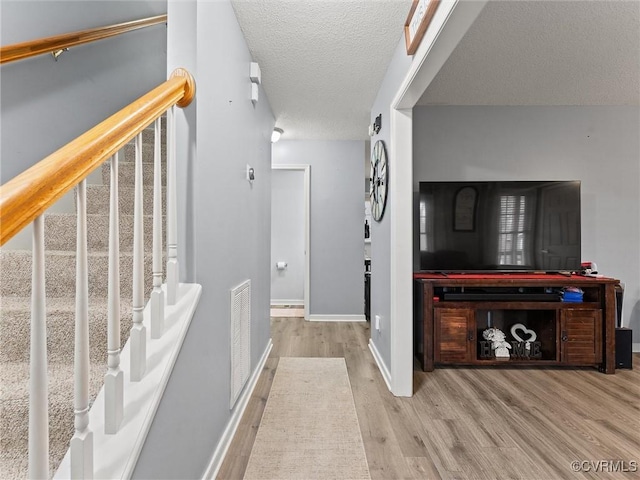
[418,181,581,272]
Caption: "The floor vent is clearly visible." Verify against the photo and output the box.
[230,279,251,408]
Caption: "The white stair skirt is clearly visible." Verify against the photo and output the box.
[54,283,201,480]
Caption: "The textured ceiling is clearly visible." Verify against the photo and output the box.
[419,0,640,106]
[231,1,640,141]
[231,0,409,140]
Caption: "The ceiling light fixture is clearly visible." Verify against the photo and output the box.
[271,127,284,143]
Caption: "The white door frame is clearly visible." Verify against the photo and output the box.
[387,0,487,396]
[271,164,311,321]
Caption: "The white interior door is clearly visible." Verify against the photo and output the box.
[271,169,305,305]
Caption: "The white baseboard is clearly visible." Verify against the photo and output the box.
[308,314,367,322]
[368,339,392,392]
[202,338,273,480]
[633,343,640,353]
[54,283,202,480]
[271,299,304,306]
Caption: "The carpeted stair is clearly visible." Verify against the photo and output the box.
[0,123,166,479]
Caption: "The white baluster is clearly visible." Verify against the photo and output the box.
[71,179,93,479]
[130,133,146,381]
[166,106,179,305]
[150,117,165,338]
[29,215,48,479]
[105,153,123,433]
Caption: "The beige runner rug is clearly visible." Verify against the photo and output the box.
[243,357,371,480]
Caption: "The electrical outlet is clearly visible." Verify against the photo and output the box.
[375,315,381,332]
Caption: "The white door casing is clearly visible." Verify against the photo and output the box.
[271,164,311,320]
[271,169,305,304]
[387,0,488,397]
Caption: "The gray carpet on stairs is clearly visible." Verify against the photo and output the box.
[1,125,165,479]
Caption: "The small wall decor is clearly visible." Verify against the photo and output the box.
[453,186,477,231]
[404,0,441,55]
[368,114,382,137]
[369,140,388,221]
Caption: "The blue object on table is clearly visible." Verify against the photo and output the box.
[562,287,584,303]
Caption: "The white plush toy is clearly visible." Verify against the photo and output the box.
[482,328,512,358]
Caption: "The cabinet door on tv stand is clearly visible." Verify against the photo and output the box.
[560,309,603,365]
[435,308,475,363]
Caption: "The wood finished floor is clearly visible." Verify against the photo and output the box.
[217,317,640,480]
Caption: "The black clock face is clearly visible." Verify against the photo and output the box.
[369,140,388,222]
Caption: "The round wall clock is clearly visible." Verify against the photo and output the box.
[369,140,388,221]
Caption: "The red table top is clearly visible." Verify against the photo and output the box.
[413,272,618,283]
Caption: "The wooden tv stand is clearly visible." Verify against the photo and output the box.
[413,273,619,374]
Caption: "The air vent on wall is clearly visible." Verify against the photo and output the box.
[230,279,251,408]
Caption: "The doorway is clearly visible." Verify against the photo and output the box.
[271,164,310,320]
[386,1,487,396]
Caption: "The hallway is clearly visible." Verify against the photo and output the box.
[218,317,640,480]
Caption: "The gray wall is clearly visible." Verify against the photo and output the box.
[166,0,198,283]
[271,169,305,304]
[132,1,274,478]
[0,0,167,184]
[413,106,640,342]
[272,140,365,317]
[368,37,413,367]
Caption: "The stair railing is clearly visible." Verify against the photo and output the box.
[0,68,195,479]
[0,15,167,64]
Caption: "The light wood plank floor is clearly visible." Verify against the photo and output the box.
[217,317,640,480]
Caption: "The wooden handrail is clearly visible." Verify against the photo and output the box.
[0,68,195,246]
[0,15,167,64]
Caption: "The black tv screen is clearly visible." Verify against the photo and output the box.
[418,181,581,272]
